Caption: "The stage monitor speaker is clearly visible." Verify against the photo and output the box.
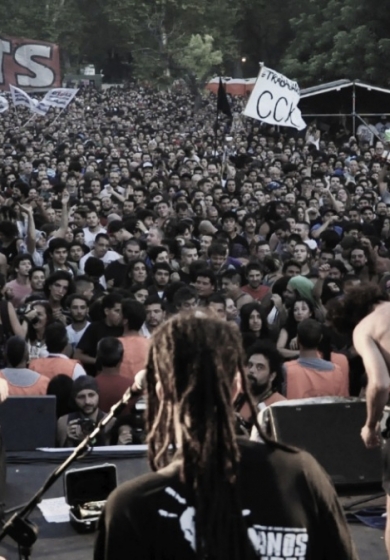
[0,396,57,451]
[265,400,382,489]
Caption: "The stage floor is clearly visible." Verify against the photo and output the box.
[0,450,387,560]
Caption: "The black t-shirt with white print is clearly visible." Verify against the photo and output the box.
[94,438,357,560]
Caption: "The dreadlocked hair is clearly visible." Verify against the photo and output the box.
[145,311,265,560]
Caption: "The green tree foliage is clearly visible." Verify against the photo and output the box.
[2,0,390,87]
[0,0,238,80]
[175,35,222,84]
[282,0,390,86]
[0,0,85,67]
[236,0,293,76]
[121,0,238,84]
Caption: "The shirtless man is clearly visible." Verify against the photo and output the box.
[329,283,390,558]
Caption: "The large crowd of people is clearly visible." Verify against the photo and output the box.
[0,83,388,446]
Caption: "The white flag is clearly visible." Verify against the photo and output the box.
[32,98,50,116]
[244,66,306,130]
[0,96,9,113]
[9,85,35,111]
[40,88,78,110]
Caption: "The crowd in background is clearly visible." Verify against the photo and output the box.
[0,83,388,445]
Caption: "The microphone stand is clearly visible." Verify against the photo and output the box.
[0,387,134,560]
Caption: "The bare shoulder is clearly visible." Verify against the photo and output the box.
[354,302,390,335]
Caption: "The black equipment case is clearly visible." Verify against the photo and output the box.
[64,463,117,532]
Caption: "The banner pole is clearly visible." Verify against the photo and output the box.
[22,113,36,128]
[213,112,219,156]
[49,108,66,126]
[12,103,19,126]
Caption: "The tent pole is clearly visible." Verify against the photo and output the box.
[354,113,383,143]
[352,81,356,135]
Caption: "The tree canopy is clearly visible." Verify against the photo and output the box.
[1,0,390,87]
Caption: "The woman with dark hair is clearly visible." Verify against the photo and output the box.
[122,259,149,289]
[239,302,272,351]
[130,283,149,304]
[25,300,55,359]
[277,297,316,360]
[95,312,357,560]
[259,200,289,238]
[225,178,238,196]
[43,270,74,324]
[0,220,22,272]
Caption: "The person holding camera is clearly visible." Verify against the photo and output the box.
[56,376,113,447]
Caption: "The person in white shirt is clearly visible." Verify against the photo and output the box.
[66,294,91,350]
[83,209,106,248]
[293,221,317,251]
[79,233,121,273]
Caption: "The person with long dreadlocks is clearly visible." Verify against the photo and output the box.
[94,312,357,560]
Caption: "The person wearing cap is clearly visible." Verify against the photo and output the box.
[266,180,285,198]
[56,375,114,447]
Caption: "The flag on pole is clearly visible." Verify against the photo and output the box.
[39,88,79,110]
[244,66,306,130]
[0,96,9,113]
[33,98,50,116]
[9,85,35,111]
[217,78,232,119]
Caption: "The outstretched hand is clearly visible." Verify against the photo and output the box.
[318,263,330,280]
[62,189,70,205]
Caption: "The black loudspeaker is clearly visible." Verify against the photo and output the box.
[265,401,382,489]
[0,396,57,451]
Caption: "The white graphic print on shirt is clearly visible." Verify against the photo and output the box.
[158,488,309,559]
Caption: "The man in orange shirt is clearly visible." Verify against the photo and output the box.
[118,299,149,383]
[30,322,86,380]
[285,319,349,400]
[96,337,132,413]
[0,336,49,395]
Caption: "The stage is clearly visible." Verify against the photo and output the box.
[0,449,387,559]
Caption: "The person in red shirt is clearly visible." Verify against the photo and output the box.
[241,263,270,301]
[95,337,132,413]
[118,299,150,383]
